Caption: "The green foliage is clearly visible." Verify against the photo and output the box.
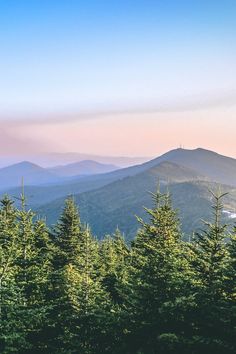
[122,192,192,353]
[0,191,235,353]
[187,192,234,353]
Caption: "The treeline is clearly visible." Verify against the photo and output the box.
[0,191,235,354]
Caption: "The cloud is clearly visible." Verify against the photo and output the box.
[0,90,235,157]
[0,90,236,126]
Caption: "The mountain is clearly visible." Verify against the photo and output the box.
[49,160,119,177]
[38,152,150,168]
[38,176,236,241]
[85,147,236,186]
[2,147,236,207]
[35,149,236,239]
[157,148,236,187]
[36,161,220,237]
[2,148,236,239]
[0,153,150,169]
[0,161,61,190]
[1,150,205,207]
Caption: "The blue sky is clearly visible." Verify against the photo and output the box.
[0,0,235,115]
[0,0,235,158]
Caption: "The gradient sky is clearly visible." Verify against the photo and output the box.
[0,0,235,157]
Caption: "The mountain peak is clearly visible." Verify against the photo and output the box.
[0,161,61,190]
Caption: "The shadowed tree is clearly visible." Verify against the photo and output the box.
[124,191,191,354]
[189,192,233,353]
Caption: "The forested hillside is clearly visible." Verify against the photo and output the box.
[2,149,236,239]
[0,190,235,354]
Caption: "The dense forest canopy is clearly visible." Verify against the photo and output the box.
[0,190,235,354]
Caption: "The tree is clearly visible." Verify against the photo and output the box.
[0,196,19,353]
[15,194,53,354]
[98,229,130,352]
[48,197,114,353]
[189,192,232,353]
[100,229,130,304]
[46,197,83,353]
[53,197,82,267]
[125,191,191,354]
[66,226,112,354]
[224,226,236,352]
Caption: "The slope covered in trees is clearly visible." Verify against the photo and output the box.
[0,191,235,353]
[38,175,236,239]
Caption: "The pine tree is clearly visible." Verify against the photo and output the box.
[100,228,129,304]
[53,196,82,267]
[66,226,109,353]
[48,197,113,353]
[0,196,19,353]
[125,191,191,354]
[224,226,236,352]
[98,229,130,352]
[189,192,232,353]
[27,218,54,354]
[46,197,83,353]
[227,225,236,299]
[0,193,53,354]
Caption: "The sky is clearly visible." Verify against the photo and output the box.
[0,0,235,158]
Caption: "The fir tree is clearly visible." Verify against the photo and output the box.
[99,229,130,352]
[224,226,236,352]
[125,191,191,354]
[46,196,83,353]
[15,193,52,354]
[0,196,19,353]
[53,196,82,267]
[189,192,232,353]
[100,228,129,304]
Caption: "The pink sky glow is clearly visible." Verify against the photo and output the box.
[1,106,236,158]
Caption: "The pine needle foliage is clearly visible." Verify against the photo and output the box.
[0,191,235,353]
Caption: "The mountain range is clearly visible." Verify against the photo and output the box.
[49,160,119,177]
[0,153,149,169]
[1,148,236,239]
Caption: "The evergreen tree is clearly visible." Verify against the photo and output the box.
[53,197,82,267]
[227,225,236,299]
[0,193,52,354]
[48,197,113,353]
[15,194,52,354]
[224,226,236,351]
[66,226,111,353]
[46,197,83,353]
[99,230,130,352]
[0,196,19,353]
[189,192,232,353]
[100,229,129,304]
[0,188,235,354]
[125,191,191,354]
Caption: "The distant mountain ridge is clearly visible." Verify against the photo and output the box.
[34,148,236,238]
[1,148,236,239]
[0,161,62,190]
[91,147,236,187]
[49,160,119,177]
[0,153,150,169]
